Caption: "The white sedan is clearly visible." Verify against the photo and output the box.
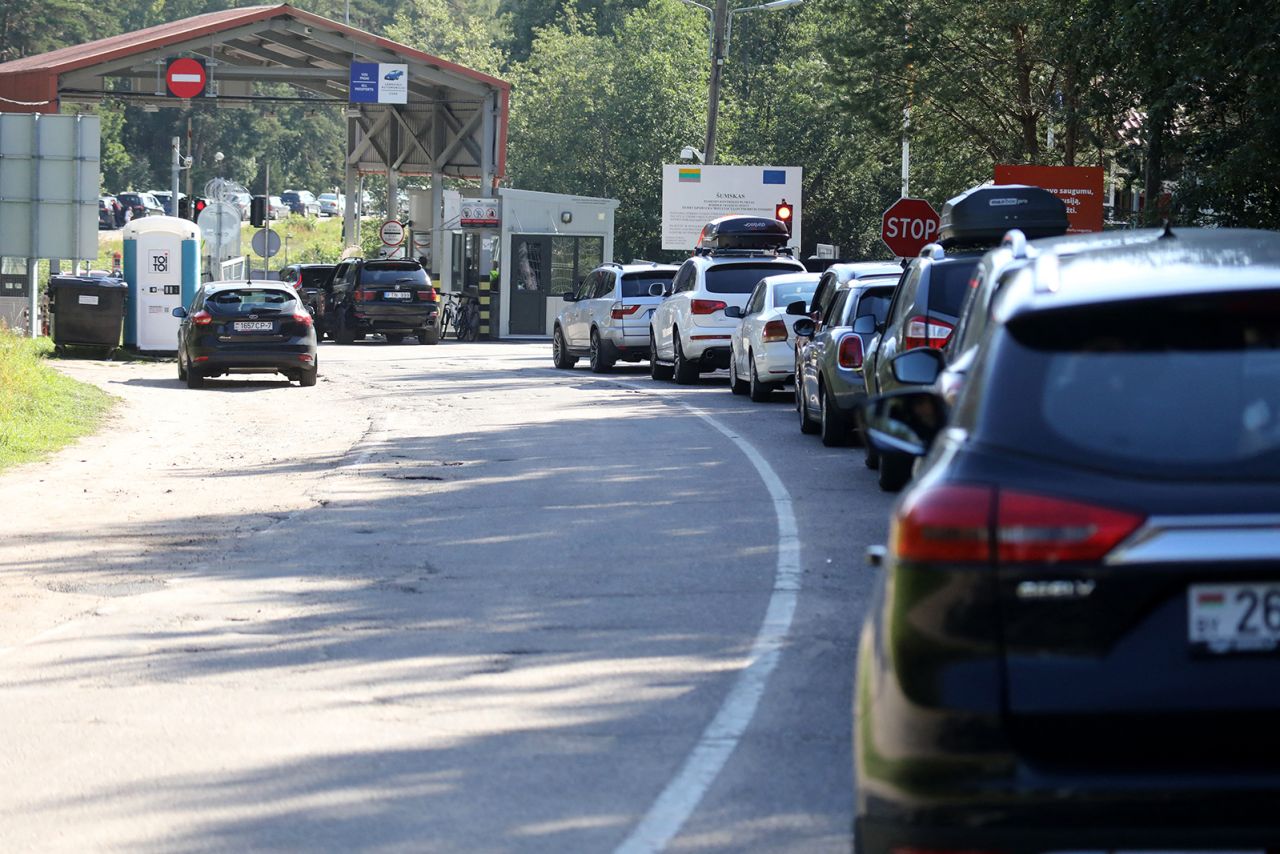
[726,272,820,401]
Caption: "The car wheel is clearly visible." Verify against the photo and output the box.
[799,382,819,434]
[298,366,318,387]
[419,326,439,345]
[820,386,849,447]
[748,356,773,402]
[589,330,613,374]
[878,453,911,491]
[185,367,204,389]
[384,333,405,344]
[650,331,673,381]
[672,331,699,385]
[552,326,577,369]
[729,350,748,395]
[334,309,355,345]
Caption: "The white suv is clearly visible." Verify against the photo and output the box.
[650,216,805,384]
[552,262,678,372]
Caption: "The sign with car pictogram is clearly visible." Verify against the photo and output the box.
[165,58,207,99]
[881,197,941,258]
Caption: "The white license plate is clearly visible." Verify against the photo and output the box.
[1188,583,1280,654]
[233,320,273,332]
[383,291,411,300]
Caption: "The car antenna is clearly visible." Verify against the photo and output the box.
[1158,219,1176,240]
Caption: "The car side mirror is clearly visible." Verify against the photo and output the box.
[648,282,666,297]
[172,307,187,318]
[724,305,743,319]
[791,318,815,338]
[562,292,576,302]
[852,314,877,335]
[861,390,949,458]
[890,348,946,386]
[785,300,808,316]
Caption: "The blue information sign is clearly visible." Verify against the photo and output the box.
[349,62,379,103]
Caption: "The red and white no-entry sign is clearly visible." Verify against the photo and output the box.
[166,58,207,99]
[380,220,405,247]
[881,197,941,258]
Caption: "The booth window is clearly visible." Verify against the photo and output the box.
[548,236,604,295]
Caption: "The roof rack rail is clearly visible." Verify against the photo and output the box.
[694,247,790,258]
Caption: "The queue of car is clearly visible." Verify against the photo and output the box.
[550,195,1280,852]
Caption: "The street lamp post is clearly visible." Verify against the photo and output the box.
[680,0,804,165]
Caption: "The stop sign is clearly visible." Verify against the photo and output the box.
[166,58,207,99]
[881,197,941,258]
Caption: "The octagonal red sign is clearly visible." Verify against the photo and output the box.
[881,197,941,258]
[166,58,207,99]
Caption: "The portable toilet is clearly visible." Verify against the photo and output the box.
[123,216,200,352]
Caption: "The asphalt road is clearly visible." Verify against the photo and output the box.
[0,339,895,852]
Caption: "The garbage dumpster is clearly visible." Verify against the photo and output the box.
[48,275,128,354]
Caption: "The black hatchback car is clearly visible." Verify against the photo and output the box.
[328,258,439,345]
[174,282,318,388]
[856,228,1280,853]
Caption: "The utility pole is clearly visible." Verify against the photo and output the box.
[171,137,181,215]
[704,0,729,165]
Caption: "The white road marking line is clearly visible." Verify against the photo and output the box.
[611,382,802,854]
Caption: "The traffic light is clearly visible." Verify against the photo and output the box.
[192,197,208,220]
[775,199,794,236]
[250,195,268,227]
[178,196,191,219]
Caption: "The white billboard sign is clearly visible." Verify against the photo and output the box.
[0,113,101,260]
[662,165,801,251]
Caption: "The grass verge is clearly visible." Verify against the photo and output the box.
[0,331,114,472]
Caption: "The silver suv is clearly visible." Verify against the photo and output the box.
[552,262,679,372]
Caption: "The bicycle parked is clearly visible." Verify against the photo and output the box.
[439,290,480,342]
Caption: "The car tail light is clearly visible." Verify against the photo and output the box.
[904,315,954,350]
[691,299,728,315]
[891,484,1145,566]
[996,490,1144,563]
[891,484,994,563]
[191,310,213,326]
[761,319,788,342]
[417,288,436,301]
[837,334,864,369]
[291,311,313,327]
[355,290,377,302]
[610,303,642,319]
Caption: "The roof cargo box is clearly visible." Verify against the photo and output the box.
[697,215,790,251]
[938,184,1068,247]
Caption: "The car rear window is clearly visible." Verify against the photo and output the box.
[772,280,818,308]
[979,291,1280,480]
[298,268,334,289]
[207,288,296,315]
[359,263,427,287]
[929,259,980,316]
[706,263,804,294]
[621,272,674,298]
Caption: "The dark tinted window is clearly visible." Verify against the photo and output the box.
[299,267,334,289]
[853,286,896,325]
[705,263,803,294]
[206,288,296,315]
[280,192,300,204]
[979,291,1280,479]
[359,263,427,287]
[928,259,981,316]
[621,272,674,298]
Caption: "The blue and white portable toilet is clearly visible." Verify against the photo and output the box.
[123,216,200,352]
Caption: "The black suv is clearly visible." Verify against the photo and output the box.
[279,264,337,339]
[328,259,439,345]
[864,184,1067,490]
[856,227,1280,853]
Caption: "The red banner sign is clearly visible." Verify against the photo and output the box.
[994,165,1104,233]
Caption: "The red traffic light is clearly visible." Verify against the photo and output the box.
[193,198,207,216]
[775,200,794,236]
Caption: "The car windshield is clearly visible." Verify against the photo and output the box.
[360,263,427,287]
[772,280,819,308]
[980,290,1280,480]
[706,263,802,294]
[930,260,981,315]
[206,288,296,315]
[620,272,674,298]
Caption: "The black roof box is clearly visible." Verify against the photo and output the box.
[697,215,790,251]
[938,184,1068,248]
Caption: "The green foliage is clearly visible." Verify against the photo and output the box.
[0,332,113,472]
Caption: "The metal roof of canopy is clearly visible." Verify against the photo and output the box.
[0,4,510,181]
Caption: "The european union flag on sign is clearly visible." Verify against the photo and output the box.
[762,170,786,185]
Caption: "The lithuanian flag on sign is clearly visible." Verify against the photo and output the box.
[678,168,701,183]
